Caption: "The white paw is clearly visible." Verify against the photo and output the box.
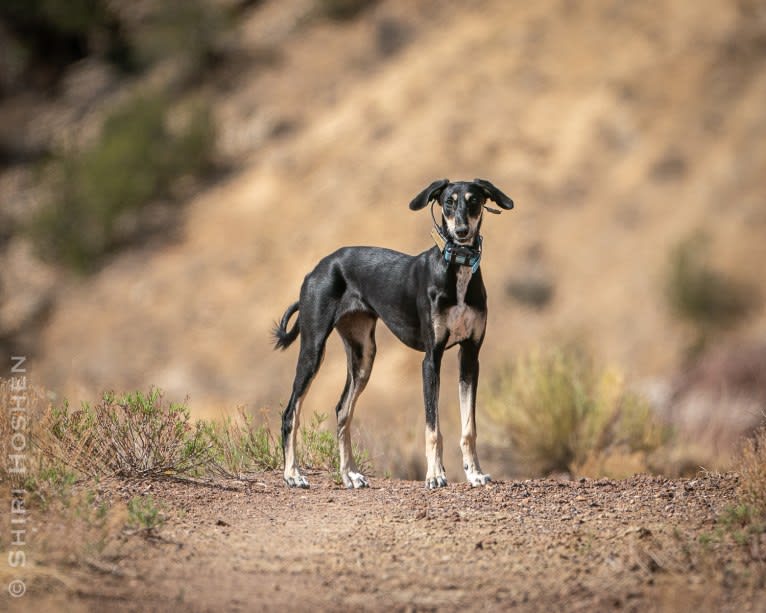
[425,475,448,489]
[466,472,492,487]
[342,471,369,489]
[284,473,309,489]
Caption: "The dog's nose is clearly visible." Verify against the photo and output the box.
[455,226,470,239]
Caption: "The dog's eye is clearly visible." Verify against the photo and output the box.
[467,197,483,213]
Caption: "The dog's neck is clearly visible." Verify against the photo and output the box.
[430,227,483,273]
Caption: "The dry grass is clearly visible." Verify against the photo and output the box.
[487,346,669,478]
[0,379,132,580]
[298,412,373,484]
[681,425,766,569]
[0,377,49,485]
[737,425,766,523]
[199,407,374,483]
[202,406,282,477]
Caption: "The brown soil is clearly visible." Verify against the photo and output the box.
[14,472,766,612]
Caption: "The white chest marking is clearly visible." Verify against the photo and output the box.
[434,267,486,346]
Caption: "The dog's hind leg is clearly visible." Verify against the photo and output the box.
[335,313,377,489]
[458,341,491,486]
[282,306,334,488]
[282,353,319,488]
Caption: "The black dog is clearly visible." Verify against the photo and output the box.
[273,179,514,489]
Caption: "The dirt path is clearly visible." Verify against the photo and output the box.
[14,473,766,612]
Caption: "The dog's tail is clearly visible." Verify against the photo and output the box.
[272,301,300,350]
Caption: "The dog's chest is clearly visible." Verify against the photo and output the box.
[433,267,485,345]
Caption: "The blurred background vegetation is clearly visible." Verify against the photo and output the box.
[0,0,765,482]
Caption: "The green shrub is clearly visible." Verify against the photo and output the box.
[299,412,373,484]
[316,0,377,21]
[127,494,166,532]
[23,464,79,511]
[203,409,373,483]
[45,388,211,479]
[505,272,555,310]
[0,0,234,81]
[0,0,130,76]
[664,232,757,348]
[712,501,766,550]
[0,0,113,37]
[487,347,668,477]
[31,92,215,271]
[130,0,228,73]
[202,408,282,477]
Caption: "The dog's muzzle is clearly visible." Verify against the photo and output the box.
[429,203,483,273]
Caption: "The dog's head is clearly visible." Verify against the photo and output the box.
[409,178,514,245]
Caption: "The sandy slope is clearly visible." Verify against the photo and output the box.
[30,0,766,479]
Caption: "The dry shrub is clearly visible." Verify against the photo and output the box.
[202,407,282,478]
[4,378,374,484]
[699,426,766,556]
[0,376,94,516]
[0,376,51,486]
[488,347,669,478]
[737,425,766,521]
[44,388,210,479]
[0,378,131,578]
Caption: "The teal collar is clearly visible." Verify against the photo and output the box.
[431,227,482,273]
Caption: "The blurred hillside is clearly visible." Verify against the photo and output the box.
[1,0,765,479]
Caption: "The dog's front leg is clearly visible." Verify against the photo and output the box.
[459,341,491,486]
[422,346,447,489]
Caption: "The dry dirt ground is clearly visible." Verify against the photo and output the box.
[12,472,766,612]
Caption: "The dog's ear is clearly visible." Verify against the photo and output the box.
[473,178,514,210]
[409,178,449,210]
